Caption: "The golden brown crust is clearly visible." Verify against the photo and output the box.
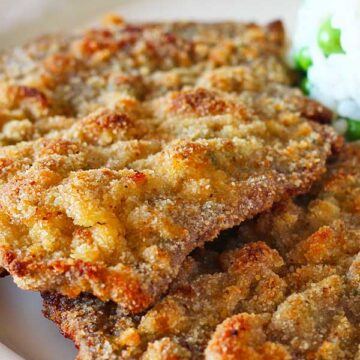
[43,144,360,359]
[212,144,360,360]
[0,18,338,312]
[0,19,291,146]
[43,241,286,359]
[0,58,294,145]
[205,314,291,360]
[0,84,336,311]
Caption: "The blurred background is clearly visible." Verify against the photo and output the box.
[0,0,301,49]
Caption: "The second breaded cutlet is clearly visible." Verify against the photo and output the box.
[43,144,360,359]
[207,144,360,360]
[43,241,286,360]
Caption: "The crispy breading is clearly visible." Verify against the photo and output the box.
[0,19,291,145]
[43,145,360,359]
[207,274,359,360]
[0,56,292,146]
[0,19,338,311]
[205,313,291,360]
[0,58,293,145]
[207,144,360,360]
[238,144,360,267]
[42,241,286,360]
[0,83,337,311]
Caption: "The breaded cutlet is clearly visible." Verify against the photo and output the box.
[0,19,290,288]
[0,56,292,146]
[0,19,290,145]
[207,143,360,360]
[42,144,360,359]
[0,18,339,311]
[43,241,286,359]
[0,82,338,311]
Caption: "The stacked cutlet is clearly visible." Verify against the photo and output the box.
[1,17,356,360]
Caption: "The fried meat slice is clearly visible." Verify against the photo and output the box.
[238,143,360,270]
[207,144,360,359]
[0,59,292,145]
[42,242,286,359]
[0,18,291,145]
[207,274,360,360]
[0,20,286,86]
[43,145,360,359]
[0,85,337,311]
[205,313,291,360]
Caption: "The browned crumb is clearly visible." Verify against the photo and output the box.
[0,55,293,146]
[0,19,338,312]
[0,19,291,145]
[207,144,360,359]
[0,84,337,311]
[43,144,360,359]
[205,313,290,360]
[43,241,286,359]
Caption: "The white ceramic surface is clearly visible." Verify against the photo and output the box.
[0,0,301,359]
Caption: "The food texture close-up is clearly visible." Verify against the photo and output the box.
[0,1,359,360]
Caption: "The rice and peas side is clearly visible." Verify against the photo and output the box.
[293,0,360,141]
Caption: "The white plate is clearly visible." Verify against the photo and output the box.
[0,0,301,359]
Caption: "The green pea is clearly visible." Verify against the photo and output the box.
[318,18,344,56]
[294,47,313,71]
[300,77,310,95]
[346,118,360,141]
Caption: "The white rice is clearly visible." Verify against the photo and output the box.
[293,0,360,121]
